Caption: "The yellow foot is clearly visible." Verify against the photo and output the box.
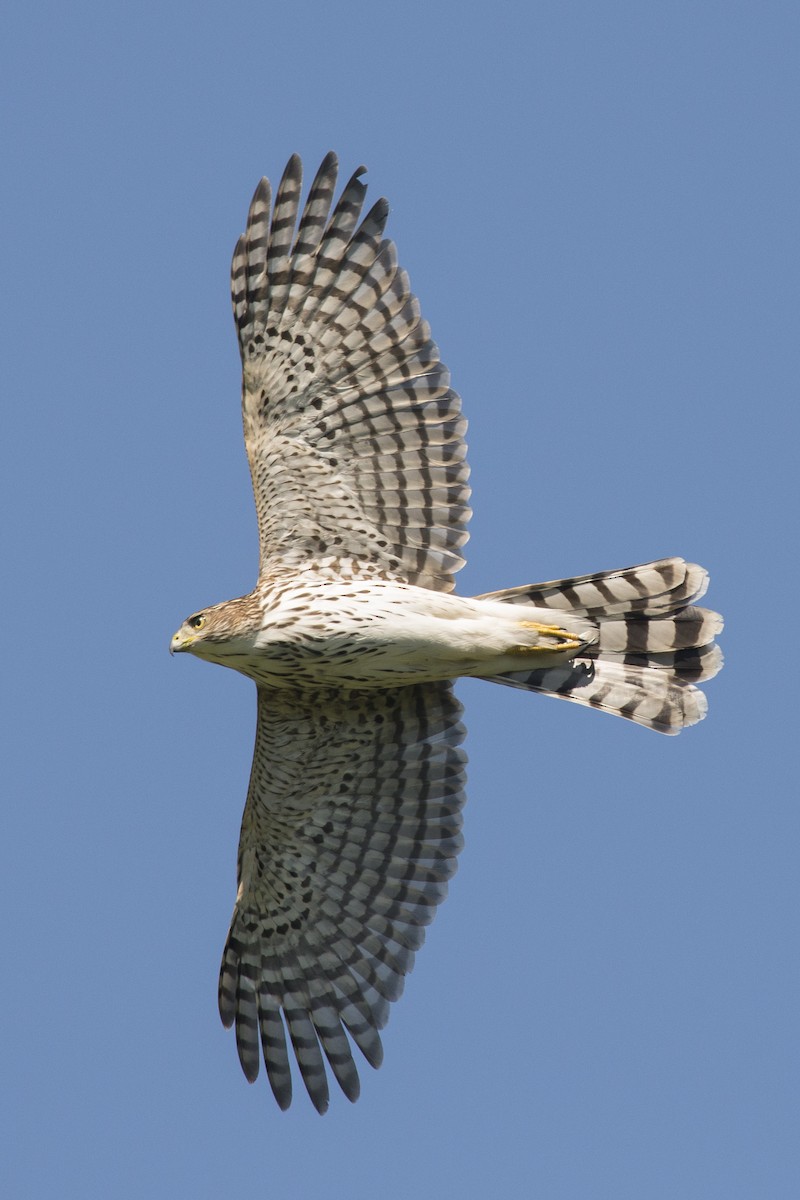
[513,621,586,654]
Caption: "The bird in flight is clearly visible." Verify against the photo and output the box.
[171,153,722,1113]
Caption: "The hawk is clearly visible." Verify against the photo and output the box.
[171,153,722,1113]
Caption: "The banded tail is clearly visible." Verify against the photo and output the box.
[477,557,723,734]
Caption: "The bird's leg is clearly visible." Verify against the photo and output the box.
[512,621,586,654]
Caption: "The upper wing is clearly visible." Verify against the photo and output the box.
[231,153,470,593]
[218,681,467,1113]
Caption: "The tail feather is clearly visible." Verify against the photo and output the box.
[478,557,710,616]
[479,558,722,734]
[594,604,723,655]
[485,660,708,734]
[597,642,723,683]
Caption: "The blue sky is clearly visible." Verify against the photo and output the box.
[3,2,798,1196]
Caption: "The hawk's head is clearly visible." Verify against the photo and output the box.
[170,595,263,662]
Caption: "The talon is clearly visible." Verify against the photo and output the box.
[514,621,586,654]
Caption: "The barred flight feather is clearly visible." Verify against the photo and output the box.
[232,153,469,591]
[218,683,466,1113]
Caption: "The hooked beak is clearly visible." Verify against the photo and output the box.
[170,631,193,656]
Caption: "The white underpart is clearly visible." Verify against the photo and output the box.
[233,579,600,686]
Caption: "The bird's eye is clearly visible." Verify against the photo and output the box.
[188,614,206,629]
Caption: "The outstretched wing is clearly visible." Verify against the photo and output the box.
[218,682,467,1113]
[231,153,470,593]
